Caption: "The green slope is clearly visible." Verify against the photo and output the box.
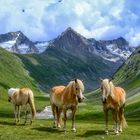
[0,48,46,113]
[112,47,140,118]
[17,47,113,92]
[114,47,140,89]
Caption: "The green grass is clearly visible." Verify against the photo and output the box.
[0,95,139,140]
[0,86,140,140]
[0,48,140,139]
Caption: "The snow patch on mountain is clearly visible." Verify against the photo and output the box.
[0,40,16,50]
[18,44,31,54]
[106,44,132,60]
[35,41,49,53]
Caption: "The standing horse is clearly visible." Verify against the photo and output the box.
[8,88,36,125]
[50,79,85,132]
[100,79,128,135]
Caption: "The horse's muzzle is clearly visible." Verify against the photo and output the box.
[101,98,107,104]
[77,97,85,103]
[78,97,82,103]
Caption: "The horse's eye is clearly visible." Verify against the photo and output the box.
[76,88,78,90]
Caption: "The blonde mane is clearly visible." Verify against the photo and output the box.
[8,88,20,97]
[67,79,84,92]
[102,79,115,98]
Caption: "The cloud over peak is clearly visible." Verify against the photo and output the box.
[0,0,140,46]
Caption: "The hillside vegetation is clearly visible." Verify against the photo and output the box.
[0,48,46,114]
[114,47,140,89]
[18,47,113,91]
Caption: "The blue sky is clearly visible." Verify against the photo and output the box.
[0,0,140,46]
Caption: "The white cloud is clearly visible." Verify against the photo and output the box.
[0,0,140,46]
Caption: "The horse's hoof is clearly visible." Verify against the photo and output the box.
[106,132,109,135]
[105,130,109,135]
[57,125,61,128]
[119,129,122,132]
[105,131,109,135]
[71,128,76,132]
[115,131,119,135]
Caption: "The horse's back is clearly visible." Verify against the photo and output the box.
[51,86,65,93]
[114,87,126,104]
[50,86,65,106]
[14,88,33,105]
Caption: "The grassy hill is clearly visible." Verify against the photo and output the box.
[113,46,140,122]
[114,47,140,89]
[0,48,47,114]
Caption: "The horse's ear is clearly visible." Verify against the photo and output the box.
[100,78,103,82]
[75,79,77,83]
[109,79,112,83]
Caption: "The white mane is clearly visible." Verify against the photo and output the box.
[8,88,20,97]
[68,79,84,92]
[102,79,115,98]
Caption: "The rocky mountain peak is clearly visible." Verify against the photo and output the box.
[0,31,38,54]
[48,27,94,55]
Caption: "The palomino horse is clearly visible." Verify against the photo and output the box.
[8,88,36,125]
[50,79,85,132]
[100,79,128,135]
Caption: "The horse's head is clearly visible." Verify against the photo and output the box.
[74,79,85,103]
[100,79,112,104]
[8,88,19,102]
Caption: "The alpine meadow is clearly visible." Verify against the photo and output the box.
[0,0,140,140]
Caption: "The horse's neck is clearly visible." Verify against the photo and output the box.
[63,85,76,99]
[108,84,115,100]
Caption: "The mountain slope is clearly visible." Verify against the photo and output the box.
[0,31,38,53]
[18,47,115,91]
[89,37,134,62]
[114,46,140,89]
[0,48,43,100]
[49,27,134,63]
[16,27,130,91]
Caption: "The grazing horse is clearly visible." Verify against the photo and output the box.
[100,79,128,135]
[8,88,36,125]
[50,79,85,132]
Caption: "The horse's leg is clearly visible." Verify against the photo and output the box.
[118,107,125,132]
[104,108,109,135]
[14,105,18,125]
[118,108,122,132]
[56,107,61,128]
[24,105,28,125]
[57,108,62,128]
[17,105,21,123]
[71,107,77,132]
[52,104,57,128]
[114,109,119,135]
[63,109,67,131]
[112,109,116,132]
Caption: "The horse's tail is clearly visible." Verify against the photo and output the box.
[28,91,36,119]
[122,114,128,128]
[120,106,128,128]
